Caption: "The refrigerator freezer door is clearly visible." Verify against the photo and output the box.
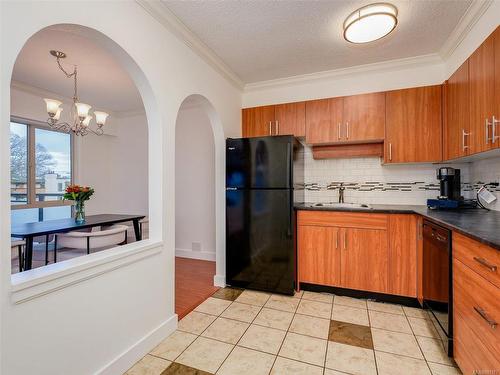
[226,136,292,189]
[226,188,294,295]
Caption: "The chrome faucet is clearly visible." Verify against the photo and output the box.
[338,183,345,203]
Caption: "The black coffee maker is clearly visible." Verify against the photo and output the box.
[427,167,462,209]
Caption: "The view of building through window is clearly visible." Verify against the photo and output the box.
[10,121,72,225]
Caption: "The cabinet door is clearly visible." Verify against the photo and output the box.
[495,26,500,144]
[298,225,340,287]
[343,92,385,143]
[305,98,343,144]
[388,215,417,297]
[469,33,496,153]
[445,60,470,160]
[340,228,388,293]
[385,86,442,163]
[275,102,306,137]
[242,106,275,137]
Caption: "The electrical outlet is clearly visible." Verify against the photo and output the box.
[192,242,201,252]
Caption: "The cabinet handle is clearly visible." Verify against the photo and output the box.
[473,256,498,272]
[275,120,279,135]
[338,123,341,140]
[389,143,393,161]
[268,121,272,136]
[462,129,470,151]
[474,306,498,329]
[486,118,492,144]
[343,231,347,250]
[346,122,349,139]
[493,116,499,144]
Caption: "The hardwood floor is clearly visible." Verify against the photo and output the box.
[175,257,219,320]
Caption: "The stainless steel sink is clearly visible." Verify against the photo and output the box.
[313,202,372,209]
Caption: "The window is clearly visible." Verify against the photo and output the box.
[10,119,73,223]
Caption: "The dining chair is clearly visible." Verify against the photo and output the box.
[11,239,26,272]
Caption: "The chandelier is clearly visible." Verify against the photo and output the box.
[43,50,109,136]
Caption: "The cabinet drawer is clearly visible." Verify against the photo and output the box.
[453,259,500,356]
[297,211,387,229]
[453,232,500,289]
[454,307,500,375]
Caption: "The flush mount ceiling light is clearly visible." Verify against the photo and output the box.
[343,3,398,44]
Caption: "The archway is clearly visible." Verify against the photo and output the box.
[174,94,225,318]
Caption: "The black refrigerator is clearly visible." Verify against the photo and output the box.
[226,135,304,295]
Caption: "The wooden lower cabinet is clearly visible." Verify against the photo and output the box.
[341,228,388,293]
[298,225,340,286]
[297,211,417,296]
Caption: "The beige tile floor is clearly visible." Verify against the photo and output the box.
[125,288,462,375]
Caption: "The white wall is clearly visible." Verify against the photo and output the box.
[175,105,216,260]
[10,85,149,216]
[0,2,241,375]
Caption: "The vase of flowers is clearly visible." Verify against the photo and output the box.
[63,185,95,224]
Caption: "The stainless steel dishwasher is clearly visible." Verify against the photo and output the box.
[422,220,453,356]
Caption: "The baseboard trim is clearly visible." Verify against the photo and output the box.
[97,314,178,375]
[175,248,216,261]
[213,274,226,287]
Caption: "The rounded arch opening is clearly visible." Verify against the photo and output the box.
[174,94,226,317]
[7,23,162,275]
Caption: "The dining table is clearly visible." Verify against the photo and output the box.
[11,214,146,271]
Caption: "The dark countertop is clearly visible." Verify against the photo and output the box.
[295,203,500,251]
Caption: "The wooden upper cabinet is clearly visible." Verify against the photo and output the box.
[340,227,388,294]
[242,106,275,137]
[305,98,338,144]
[444,60,470,160]
[469,32,496,153]
[343,92,385,143]
[385,85,443,163]
[298,225,340,287]
[275,102,306,137]
[495,26,500,146]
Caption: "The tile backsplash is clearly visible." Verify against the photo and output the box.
[300,144,473,206]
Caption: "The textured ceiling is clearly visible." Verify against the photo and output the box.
[163,0,473,83]
[12,25,143,113]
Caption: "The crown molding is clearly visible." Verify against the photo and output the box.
[135,0,244,90]
[439,0,493,60]
[244,53,444,92]
[10,80,145,118]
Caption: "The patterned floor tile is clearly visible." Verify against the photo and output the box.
[293,290,304,299]
[201,317,249,344]
[211,287,243,302]
[408,317,440,338]
[279,332,327,366]
[161,362,212,375]
[253,307,294,331]
[289,313,330,339]
[416,336,456,366]
[329,320,373,349]
[238,324,286,354]
[234,290,271,306]
[194,297,232,316]
[334,295,367,309]
[428,362,462,375]
[403,306,430,320]
[331,304,370,326]
[375,351,431,375]
[220,301,261,323]
[150,330,197,361]
[264,294,300,312]
[296,299,332,319]
[367,301,404,315]
[302,291,334,304]
[178,311,217,335]
[270,356,323,375]
[176,337,233,373]
[371,328,423,359]
[325,342,376,375]
[217,346,275,375]
[369,310,412,334]
[126,354,171,375]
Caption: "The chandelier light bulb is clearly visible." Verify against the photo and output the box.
[94,111,109,126]
[44,98,62,117]
[75,102,91,119]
